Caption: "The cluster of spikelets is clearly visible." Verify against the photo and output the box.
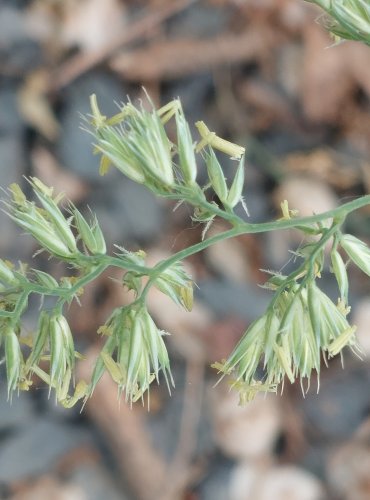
[93,306,174,404]
[89,94,246,212]
[0,171,195,406]
[213,231,370,404]
[5,178,106,259]
[306,0,370,45]
[0,178,106,404]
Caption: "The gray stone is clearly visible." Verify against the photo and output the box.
[167,3,230,39]
[57,73,127,181]
[197,278,271,320]
[69,463,128,500]
[0,392,35,432]
[298,444,330,482]
[0,136,25,185]
[91,179,165,246]
[0,7,42,72]
[196,459,233,500]
[0,87,24,135]
[146,364,213,460]
[0,418,92,482]
[0,7,26,46]
[234,186,270,224]
[0,40,42,73]
[300,365,370,442]
[0,136,29,255]
[165,73,214,124]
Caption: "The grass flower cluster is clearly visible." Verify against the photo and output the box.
[0,95,368,408]
[0,2,370,406]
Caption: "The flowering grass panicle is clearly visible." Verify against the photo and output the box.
[1,78,370,407]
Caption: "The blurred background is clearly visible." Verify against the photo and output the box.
[1,0,370,499]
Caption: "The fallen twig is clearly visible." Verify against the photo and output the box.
[52,0,199,90]
[110,26,281,81]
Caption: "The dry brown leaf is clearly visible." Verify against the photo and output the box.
[31,146,89,203]
[10,476,84,500]
[238,77,298,131]
[327,433,370,499]
[110,27,281,81]
[17,70,59,141]
[78,347,167,500]
[345,41,370,98]
[340,103,370,156]
[282,149,361,190]
[301,24,354,124]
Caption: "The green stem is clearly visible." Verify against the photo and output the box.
[3,194,370,319]
[141,194,370,299]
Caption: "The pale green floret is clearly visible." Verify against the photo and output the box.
[274,340,295,384]
[10,215,73,258]
[5,329,23,397]
[306,285,349,346]
[330,249,349,302]
[7,183,78,259]
[28,311,50,367]
[307,281,322,346]
[263,312,280,364]
[91,216,106,254]
[226,156,245,208]
[49,315,66,386]
[71,205,106,254]
[29,178,77,253]
[204,147,228,203]
[32,269,59,289]
[56,315,76,372]
[126,310,152,400]
[72,206,98,253]
[0,259,17,285]
[154,262,194,311]
[48,314,76,389]
[94,137,146,184]
[175,105,197,184]
[334,0,370,37]
[328,325,358,357]
[215,316,266,382]
[340,234,370,276]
